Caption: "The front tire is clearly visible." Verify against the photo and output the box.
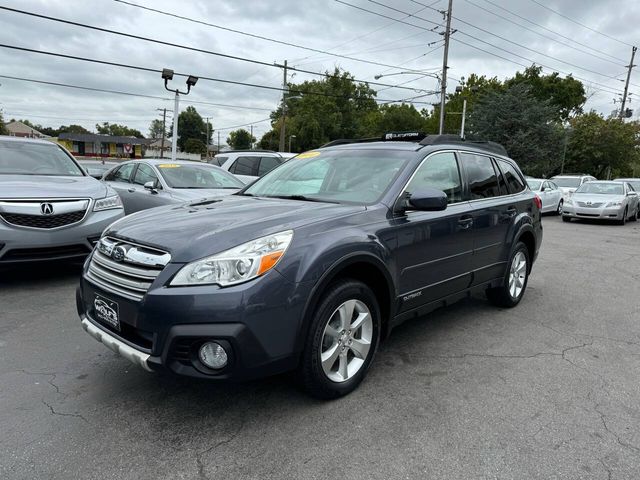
[298,280,381,399]
[562,215,571,222]
[617,208,628,226]
[556,199,563,215]
[486,242,530,308]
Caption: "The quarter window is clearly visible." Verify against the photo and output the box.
[230,156,259,176]
[461,153,501,199]
[497,159,526,194]
[133,164,158,186]
[405,152,463,204]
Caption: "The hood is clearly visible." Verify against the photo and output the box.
[106,195,365,262]
[0,174,108,199]
[572,193,624,204]
[168,188,240,202]
[559,187,577,194]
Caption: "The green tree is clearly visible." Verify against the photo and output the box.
[504,65,586,121]
[564,112,640,178]
[96,122,144,138]
[258,130,279,150]
[360,103,426,137]
[174,106,211,151]
[0,111,6,135]
[184,138,207,155]
[58,124,92,135]
[269,68,378,151]
[467,83,563,176]
[148,119,165,139]
[227,129,256,149]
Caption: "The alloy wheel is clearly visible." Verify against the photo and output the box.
[320,299,373,383]
[508,251,527,299]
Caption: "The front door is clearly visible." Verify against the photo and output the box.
[392,151,474,313]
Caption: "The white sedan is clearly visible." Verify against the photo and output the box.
[527,179,564,214]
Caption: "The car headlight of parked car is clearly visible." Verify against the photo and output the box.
[94,195,123,211]
[564,198,573,205]
[170,230,294,287]
[606,201,623,207]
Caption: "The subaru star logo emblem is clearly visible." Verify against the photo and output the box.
[111,245,127,262]
[40,202,54,215]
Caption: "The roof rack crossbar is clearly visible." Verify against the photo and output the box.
[419,135,508,156]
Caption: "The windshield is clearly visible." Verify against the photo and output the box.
[552,177,581,188]
[615,179,640,190]
[0,140,84,176]
[576,183,623,195]
[527,180,542,190]
[157,163,244,189]
[80,163,113,175]
[243,149,410,204]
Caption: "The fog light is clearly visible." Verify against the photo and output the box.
[198,342,228,369]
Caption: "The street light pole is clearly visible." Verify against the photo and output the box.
[460,98,467,139]
[289,135,296,153]
[162,68,198,162]
[156,108,167,159]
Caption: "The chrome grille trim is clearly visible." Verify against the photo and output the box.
[85,237,170,302]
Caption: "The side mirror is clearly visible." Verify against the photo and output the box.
[407,188,448,211]
[144,180,159,193]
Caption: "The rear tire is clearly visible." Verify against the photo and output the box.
[297,279,381,399]
[486,242,530,308]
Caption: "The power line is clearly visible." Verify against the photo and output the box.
[0,44,437,105]
[0,5,431,94]
[379,0,628,85]
[476,0,626,66]
[527,0,634,48]
[464,0,627,66]
[335,0,626,96]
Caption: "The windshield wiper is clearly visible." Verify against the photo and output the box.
[264,195,339,204]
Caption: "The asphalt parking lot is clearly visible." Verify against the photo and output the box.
[1,216,639,480]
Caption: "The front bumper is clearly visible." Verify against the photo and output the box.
[77,263,310,381]
[0,208,124,263]
[562,205,623,220]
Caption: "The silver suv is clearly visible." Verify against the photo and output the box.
[0,136,124,264]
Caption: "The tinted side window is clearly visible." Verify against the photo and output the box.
[258,156,281,176]
[108,163,135,183]
[405,152,463,204]
[230,156,259,176]
[461,153,501,199]
[493,159,508,194]
[497,159,526,194]
[211,156,227,167]
[133,164,158,186]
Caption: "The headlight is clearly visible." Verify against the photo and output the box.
[170,230,294,287]
[94,195,123,211]
[565,199,573,205]
[606,201,622,207]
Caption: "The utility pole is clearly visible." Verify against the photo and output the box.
[460,98,467,139]
[156,108,167,159]
[205,117,210,160]
[217,130,221,153]
[438,0,453,135]
[250,124,254,149]
[619,46,637,119]
[278,60,288,152]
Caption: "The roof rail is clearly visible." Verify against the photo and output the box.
[320,137,381,148]
[419,135,508,156]
[321,132,428,148]
[217,149,279,154]
[552,173,590,176]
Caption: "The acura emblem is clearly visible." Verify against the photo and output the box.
[40,202,54,215]
[111,245,127,262]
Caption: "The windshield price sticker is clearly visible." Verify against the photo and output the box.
[158,164,181,168]
[297,151,321,159]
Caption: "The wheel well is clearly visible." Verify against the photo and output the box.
[517,231,536,270]
[323,261,393,338]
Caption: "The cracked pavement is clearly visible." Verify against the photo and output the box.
[1,217,639,479]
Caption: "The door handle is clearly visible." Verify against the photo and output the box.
[505,207,517,217]
[458,217,473,229]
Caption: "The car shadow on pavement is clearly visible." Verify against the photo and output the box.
[0,261,84,287]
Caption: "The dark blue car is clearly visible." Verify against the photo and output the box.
[77,133,543,398]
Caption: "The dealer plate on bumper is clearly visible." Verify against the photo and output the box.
[94,294,120,331]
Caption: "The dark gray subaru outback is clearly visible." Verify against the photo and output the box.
[77,134,542,398]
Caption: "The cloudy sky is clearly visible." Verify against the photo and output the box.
[1,0,639,145]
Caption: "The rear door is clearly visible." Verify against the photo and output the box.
[460,153,516,285]
[103,163,137,214]
[392,151,474,312]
